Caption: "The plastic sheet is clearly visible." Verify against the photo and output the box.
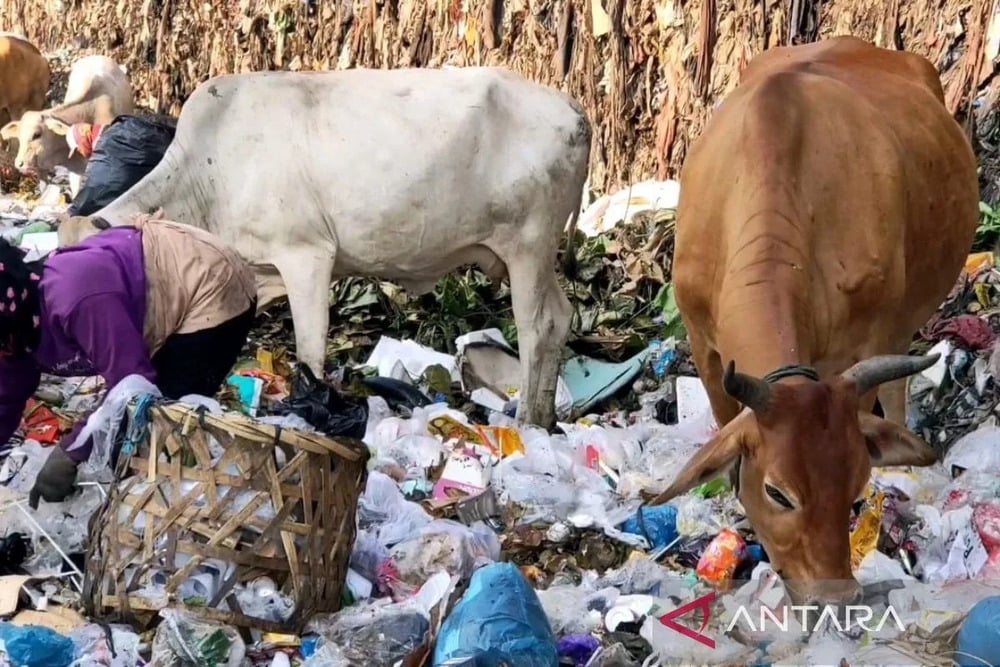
[433,562,558,667]
[0,622,75,667]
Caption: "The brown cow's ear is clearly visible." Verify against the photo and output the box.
[858,412,937,467]
[647,415,749,506]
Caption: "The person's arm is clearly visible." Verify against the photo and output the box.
[58,291,157,463]
[0,356,40,447]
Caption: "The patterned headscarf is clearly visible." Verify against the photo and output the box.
[0,239,43,358]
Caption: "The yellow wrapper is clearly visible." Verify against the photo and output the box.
[850,491,885,570]
[428,415,525,458]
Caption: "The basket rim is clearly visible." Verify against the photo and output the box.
[135,399,369,462]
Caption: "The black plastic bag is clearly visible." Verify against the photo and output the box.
[282,365,369,440]
[69,113,177,216]
[361,376,432,411]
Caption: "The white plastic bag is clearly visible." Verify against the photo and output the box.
[945,426,1000,476]
[65,374,162,469]
[385,520,500,597]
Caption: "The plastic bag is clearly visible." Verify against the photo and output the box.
[433,562,559,667]
[957,596,1000,667]
[537,579,619,636]
[278,366,368,439]
[306,601,429,666]
[355,471,433,548]
[974,502,1000,550]
[65,374,162,470]
[351,472,433,583]
[382,520,500,598]
[68,114,177,216]
[149,609,246,667]
[494,426,616,525]
[0,622,75,667]
[596,557,690,598]
[69,624,142,667]
[305,572,452,667]
[944,426,1000,477]
[360,376,432,411]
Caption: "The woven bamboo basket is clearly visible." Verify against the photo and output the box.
[82,400,370,633]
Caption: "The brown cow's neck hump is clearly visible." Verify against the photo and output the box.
[713,211,817,378]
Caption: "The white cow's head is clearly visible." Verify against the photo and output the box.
[0,111,72,175]
[55,215,111,248]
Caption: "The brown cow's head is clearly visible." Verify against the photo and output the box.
[649,355,938,605]
[0,112,72,175]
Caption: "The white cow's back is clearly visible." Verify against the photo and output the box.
[100,67,588,283]
[63,54,133,113]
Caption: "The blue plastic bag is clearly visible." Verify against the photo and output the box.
[0,622,75,667]
[432,562,558,667]
[621,505,678,549]
[956,596,1000,667]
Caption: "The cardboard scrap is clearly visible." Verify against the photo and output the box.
[0,575,31,616]
[11,607,87,634]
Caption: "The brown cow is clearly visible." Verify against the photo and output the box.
[648,36,979,606]
[0,35,49,130]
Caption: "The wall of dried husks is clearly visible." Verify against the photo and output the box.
[1,0,997,196]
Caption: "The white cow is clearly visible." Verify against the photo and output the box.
[1,55,134,197]
[82,67,591,428]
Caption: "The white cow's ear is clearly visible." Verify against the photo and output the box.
[646,413,748,505]
[43,117,70,136]
[858,412,937,467]
[0,122,19,141]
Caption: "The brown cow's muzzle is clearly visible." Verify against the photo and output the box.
[783,576,863,607]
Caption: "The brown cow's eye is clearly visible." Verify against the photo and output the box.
[765,483,794,509]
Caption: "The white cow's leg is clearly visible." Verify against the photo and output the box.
[273,251,334,378]
[507,259,572,429]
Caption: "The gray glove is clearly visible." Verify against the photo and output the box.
[29,447,79,509]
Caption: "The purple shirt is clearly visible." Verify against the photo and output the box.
[0,227,154,461]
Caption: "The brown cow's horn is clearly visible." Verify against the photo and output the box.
[841,353,941,397]
[722,360,771,413]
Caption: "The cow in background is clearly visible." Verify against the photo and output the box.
[2,54,133,197]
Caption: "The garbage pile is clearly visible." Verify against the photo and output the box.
[1,185,1000,666]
